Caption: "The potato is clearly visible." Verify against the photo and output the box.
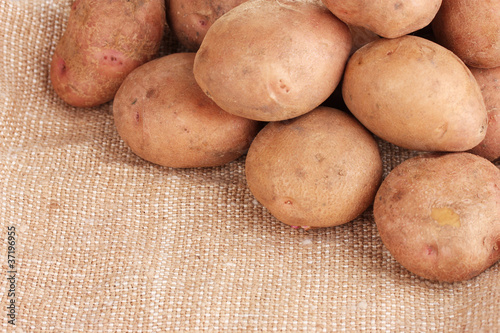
[432,0,500,69]
[245,107,383,229]
[193,0,352,122]
[50,0,166,108]
[374,152,500,282]
[468,66,500,161]
[166,0,247,51]
[113,53,261,168]
[347,24,380,56]
[343,35,488,152]
[321,0,442,39]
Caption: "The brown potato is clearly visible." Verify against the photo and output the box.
[166,0,247,51]
[343,35,488,152]
[322,0,442,38]
[245,107,383,229]
[374,152,500,282]
[468,66,500,161]
[432,0,500,69]
[113,53,261,168]
[50,0,166,108]
[193,0,352,121]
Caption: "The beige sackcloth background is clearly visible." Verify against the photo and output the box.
[1,1,499,332]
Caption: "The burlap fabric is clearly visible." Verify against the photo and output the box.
[1,1,499,332]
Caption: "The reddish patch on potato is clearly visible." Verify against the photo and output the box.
[71,0,82,11]
[50,0,166,107]
[53,54,67,75]
[166,0,248,51]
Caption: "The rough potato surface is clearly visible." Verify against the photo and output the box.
[50,0,166,107]
[432,0,500,68]
[245,107,382,228]
[374,153,500,282]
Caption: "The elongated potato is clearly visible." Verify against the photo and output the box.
[50,0,166,108]
[343,35,488,152]
[374,152,500,282]
[193,0,352,121]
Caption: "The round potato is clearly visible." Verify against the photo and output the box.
[113,53,261,168]
[322,0,442,38]
[343,35,488,152]
[374,152,500,282]
[193,0,352,121]
[432,0,500,69]
[468,66,500,161]
[166,0,247,51]
[50,0,166,108]
[245,107,383,229]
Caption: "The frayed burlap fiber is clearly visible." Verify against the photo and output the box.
[1,1,499,332]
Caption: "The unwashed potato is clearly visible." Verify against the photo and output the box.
[432,0,500,69]
[322,0,442,38]
[468,66,500,161]
[245,107,383,229]
[113,53,261,168]
[50,0,166,108]
[343,35,488,152]
[374,152,500,282]
[193,0,352,122]
[166,0,247,51]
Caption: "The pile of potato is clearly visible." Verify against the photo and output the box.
[50,0,499,283]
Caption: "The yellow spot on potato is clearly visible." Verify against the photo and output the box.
[431,207,461,228]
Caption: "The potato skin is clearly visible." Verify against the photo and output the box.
[50,0,166,108]
[245,107,382,229]
[166,0,247,51]
[193,0,352,122]
[343,35,488,152]
[322,0,442,38]
[468,66,500,161]
[432,0,500,69]
[347,24,379,56]
[113,53,261,168]
[374,153,500,282]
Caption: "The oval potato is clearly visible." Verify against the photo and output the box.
[343,35,488,152]
[374,152,500,282]
[245,107,382,229]
[193,0,352,121]
[50,0,166,108]
[113,53,260,168]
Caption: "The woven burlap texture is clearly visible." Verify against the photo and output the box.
[1,1,499,332]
